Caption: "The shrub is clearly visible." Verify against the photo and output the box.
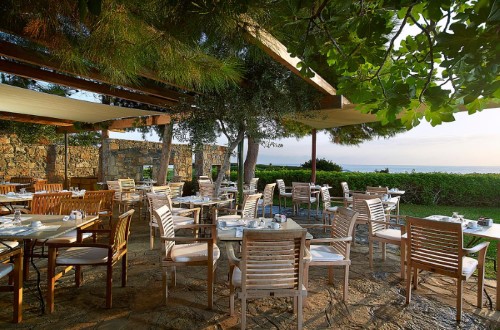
[301,158,342,172]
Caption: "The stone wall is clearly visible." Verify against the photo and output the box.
[194,145,229,178]
[102,139,193,182]
[0,134,227,183]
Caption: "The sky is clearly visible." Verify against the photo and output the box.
[109,107,500,167]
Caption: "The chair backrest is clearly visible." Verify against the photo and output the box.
[59,198,101,216]
[118,179,136,191]
[10,176,34,184]
[0,185,16,194]
[153,205,176,254]
[34,183,63,192]
[292,182,312,203]
[146,192,173,225]
[106,181,122,200]
[31,192,72,215]
[366,186,389,195]
[352,193,380,223]
[170,175,183,183]
[168,182,184,198]
[276,179,287,195]
[365,198,388,235]
[241,229,307,294]
[262,183,276,204]
[320,186,332,209]
[84,190,115,214]
[110,209,134,255]
[151,185,171,195]
[330,207,359,259]
[241,193,262,218]
[199,182,216,198]
[247,177,259,191]
[406,217,463,278]
[340,182,350,198]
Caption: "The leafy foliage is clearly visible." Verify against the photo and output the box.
[301,158,343,172]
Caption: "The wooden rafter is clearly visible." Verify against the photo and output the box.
[0,111,73,126]
[55,114,172,133]
[0,40,193,104]
[0,59,178,108]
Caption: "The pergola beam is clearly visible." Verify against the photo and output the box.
[0,59,178,108]
[55,114,172,133]
[0,111,73,126]
[0,40,192,103]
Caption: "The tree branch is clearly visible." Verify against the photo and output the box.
[409,14,434,103]
[371,5,413,79]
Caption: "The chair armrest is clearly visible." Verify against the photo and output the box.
[310,237,352,244]
[464,241,490,255]
[226,242,240,268]
[78,228,111,234]
[301,224,330,229]
[46,242,111,249]
[370,220,405,228]
[160,236,214,243]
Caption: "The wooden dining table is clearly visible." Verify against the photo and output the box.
[217,217,312,241]
[0,214,99,313]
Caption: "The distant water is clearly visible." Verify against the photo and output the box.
[275,164,500,174]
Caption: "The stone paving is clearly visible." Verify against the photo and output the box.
[1,205,500,329]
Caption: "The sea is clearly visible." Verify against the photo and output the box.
[278,164,500,174]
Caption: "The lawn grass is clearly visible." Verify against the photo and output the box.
[400,203,500,278]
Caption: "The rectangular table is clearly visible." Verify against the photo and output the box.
[172,196,234,223]
[217,217,312,241]
[426,215,500,310]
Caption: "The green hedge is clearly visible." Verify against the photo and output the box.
[233,170,500,207]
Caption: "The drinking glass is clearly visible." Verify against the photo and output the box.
[13,209,22,226]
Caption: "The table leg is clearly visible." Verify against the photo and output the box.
[496,241,500,310]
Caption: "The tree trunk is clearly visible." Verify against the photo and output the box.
[214,130,245,196]
[244,136,259,184]
[157,121,174,185]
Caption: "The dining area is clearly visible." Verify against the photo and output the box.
[0,177,499,329]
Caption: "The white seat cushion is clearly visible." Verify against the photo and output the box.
[232,266,242,287]
[217,215,242,220]
[326,206,338,212]
[462,256,478,276]
[46,230,93,244]
[56,246,109,265]
[374,228,401,241]
[173,216,195,227]
[0,240,20,252]
[170,243,220,263]
[0,263,14,278]
[309,245,345,262]
[281,192,292,197]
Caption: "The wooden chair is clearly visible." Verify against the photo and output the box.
[199,182,217,199]
[107,180,141,214]
[10,177,36,192]
[84,190,115,227]
[151,185,171,195]
[226,229,308,329]
[217,193,262,220]
[244,177,259,194]
[320,186,339,228]
[0,245,23,323]
[303,207,358,301]
[259,183,276,217]
[30,192,73,215]
[351,193,382,244]
[146,193,199,250]
[366,186,389,196]
[276,179,292,212]
[33,182,63,192]
[0,185,16,194]
[59,198,102,217]
[168,182,185,198]
[153,205,219,308]
[292,182,318,221]
[405,216,489,322]
[46,209,135,313]
[365,198,405,278]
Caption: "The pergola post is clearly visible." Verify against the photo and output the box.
[64,132,69,189]
[311,129,317,183]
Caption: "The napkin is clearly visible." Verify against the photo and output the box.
[235,227,244,238]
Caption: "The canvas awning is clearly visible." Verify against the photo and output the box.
[0,83,166,126]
